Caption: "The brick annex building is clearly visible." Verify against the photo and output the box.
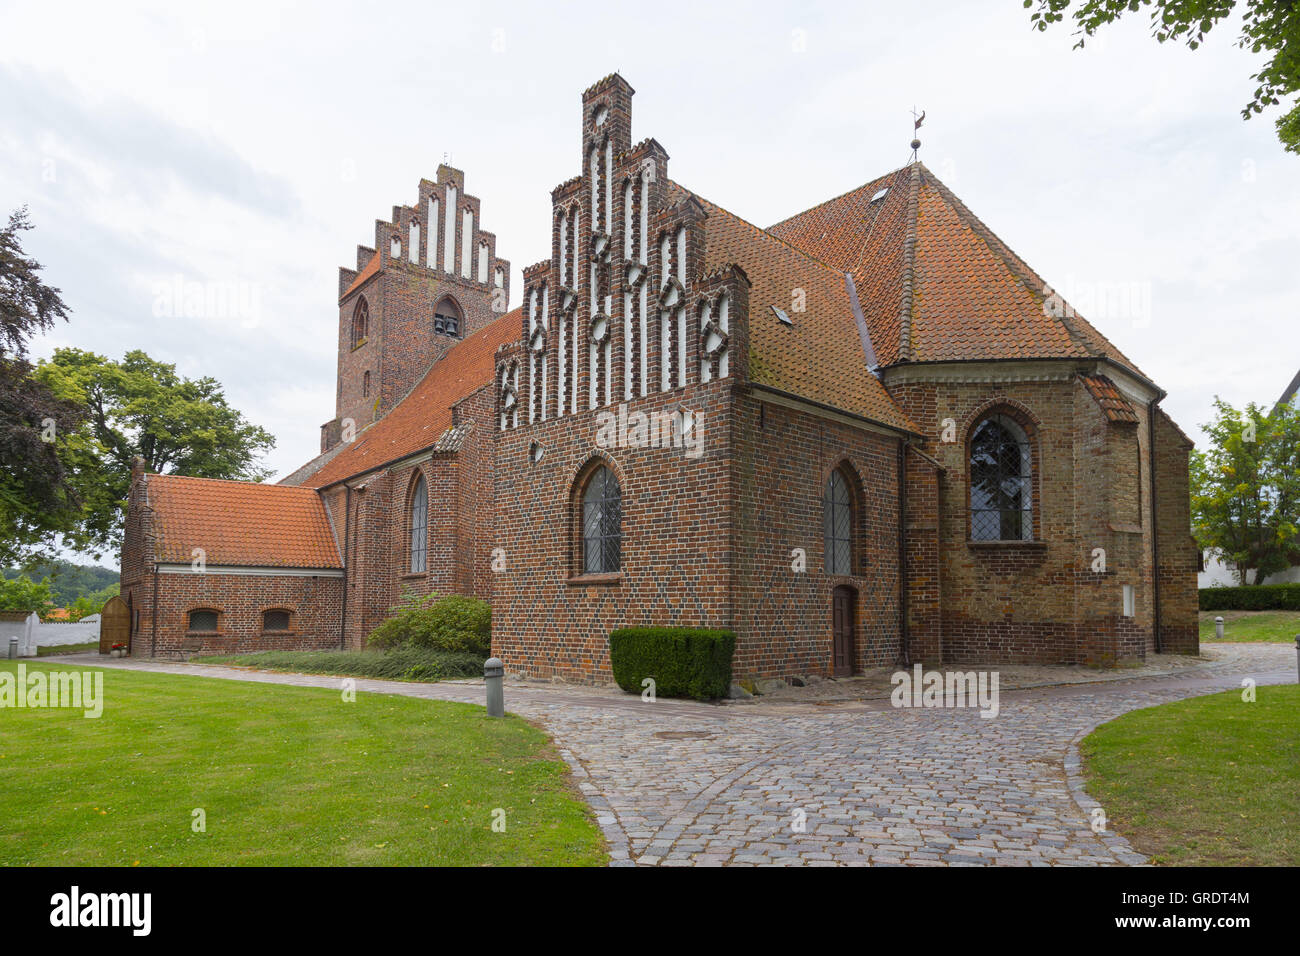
[120,74,1198,682]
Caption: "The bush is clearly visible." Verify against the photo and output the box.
[194,647,485,682]
[367,590,491,655]
[1199,583,1300,611]
[609,627,735,700]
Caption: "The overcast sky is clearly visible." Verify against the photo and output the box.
[3,0,1296,567]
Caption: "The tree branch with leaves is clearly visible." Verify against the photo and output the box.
[1027,0,1300,154]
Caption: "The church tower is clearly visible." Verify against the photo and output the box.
[323,164,511,452]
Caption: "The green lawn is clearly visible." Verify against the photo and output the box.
[1082,684,1300,866]
[1198,609,1300,643]
[0,661,605,866]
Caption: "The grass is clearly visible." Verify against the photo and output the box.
[194,646,485,682]
[1198,609,1300,643]
[0,661,605,866]
[1081,684,1300,866]
[37,641,98,657]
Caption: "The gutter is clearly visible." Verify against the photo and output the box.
[150,563,159,658]
[748,382,924,440]
[898,438,910,666]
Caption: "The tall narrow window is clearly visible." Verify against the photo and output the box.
[351,297,369,349]
[434,296,461,336]
[970,414,1033,541]
[581,465,621,575]
[409,473,428,573]
[823,468,854,575]
[362,370,371,397]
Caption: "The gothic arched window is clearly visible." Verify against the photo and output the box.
[823,467,855,575]
[581,465,621,575]
[970,414,1033,541]
[351,297,369,349]
[434,296,461,337]
[409,473,428,573]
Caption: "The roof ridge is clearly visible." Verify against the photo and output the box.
[147,473,298,490]
[896,163,922,363]
[766,164,909,233]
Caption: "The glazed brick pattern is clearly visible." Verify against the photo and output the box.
[731,394,903,679]
[492,379,736,683]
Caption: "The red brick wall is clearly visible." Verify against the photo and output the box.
[142,572,343,658]
[731,394,904,679]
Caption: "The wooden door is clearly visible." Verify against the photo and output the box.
[832,585,855,677]
[99,595,130,655]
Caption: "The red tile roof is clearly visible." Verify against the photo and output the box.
[1080,374,1139,423]
[297,308,522,488]
[341,250,381,301]
[145,474,342,568]
[768,163,1146,376]
[665,181,918,435]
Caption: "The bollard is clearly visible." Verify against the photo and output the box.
[7,637,16,660]
[1295,636,1299,684]
[484,657,504,718]
[1215,616,1224,641]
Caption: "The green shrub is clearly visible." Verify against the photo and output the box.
[608,627,735,700]
[194,647,485,681]
[367,590,491,655]
[1199,583,1300,611]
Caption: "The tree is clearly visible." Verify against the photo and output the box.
[1027,0,1300,155]
[0,574,55,618]
[1191,397,1300,584]
[0,208,84,566]
[35,348,276,557]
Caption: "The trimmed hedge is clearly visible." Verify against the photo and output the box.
[1199,583,1300,611]
[609,627,735,700]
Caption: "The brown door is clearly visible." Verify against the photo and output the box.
[832,585,855,677]
[99,595,130,655]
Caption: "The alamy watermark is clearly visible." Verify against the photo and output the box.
[594,402,703,459]
[890,664,999,718]
[0,664,103,718]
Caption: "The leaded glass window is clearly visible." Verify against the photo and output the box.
[582,466,621,574]
[409,473,428,573]
[970,415,1033,541]
[824,469,853,575]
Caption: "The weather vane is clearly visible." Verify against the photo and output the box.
[910,107,925,162]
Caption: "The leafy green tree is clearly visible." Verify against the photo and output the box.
[0,574,55,617]
[0,208,84,565]
[35,348,276,556]
[1027,0,1300,154]
[1191,397,1300,584]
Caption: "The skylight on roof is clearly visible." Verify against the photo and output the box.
[771,305,792,325]
[870,187,889,203]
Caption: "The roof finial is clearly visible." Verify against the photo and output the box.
[910,106,925,162]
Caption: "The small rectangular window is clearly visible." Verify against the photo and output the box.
[188,609,219,632]
[263,610,291,632]
[1122,584,1135,618]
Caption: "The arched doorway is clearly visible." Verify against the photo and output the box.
[832,585,856,677]
[99,595,130,655]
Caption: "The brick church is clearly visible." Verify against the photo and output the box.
[120,74,1199,682]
